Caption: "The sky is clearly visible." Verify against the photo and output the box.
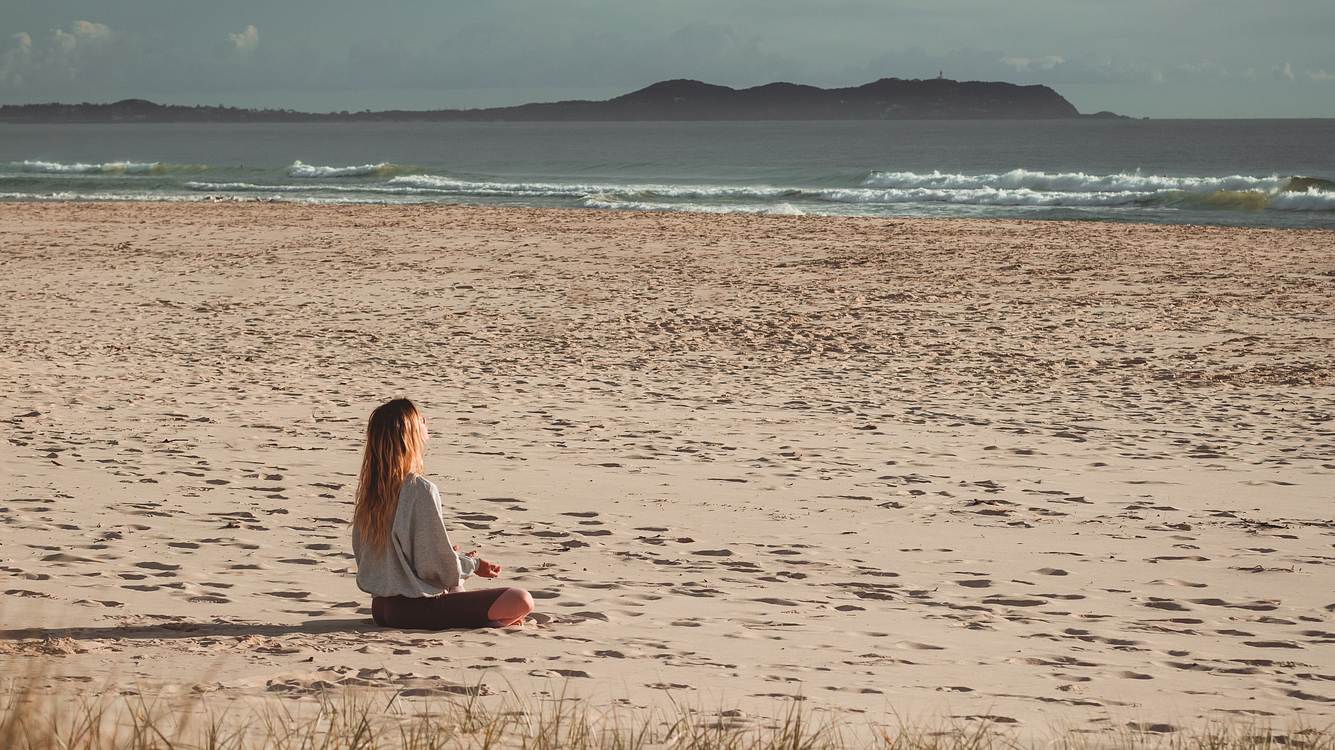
[1,0,1332,118]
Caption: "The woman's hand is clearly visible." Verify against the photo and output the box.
[474,557,502,578]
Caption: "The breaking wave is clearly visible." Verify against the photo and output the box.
[862,169,1335,195]
[0,190,427,206]
[287,160,407,178]
[387,174,606,197]
[381,173,1335,212]
[581,193,805,215]
[186,181,407,194]
[822,186,1335,210]
[181,173,1335,212]
[10,160,204,174]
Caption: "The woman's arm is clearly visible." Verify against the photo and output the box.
[400,480,468,591]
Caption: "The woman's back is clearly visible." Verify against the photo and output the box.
[353,473,469,597]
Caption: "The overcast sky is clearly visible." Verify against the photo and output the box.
[2,0,1332,117]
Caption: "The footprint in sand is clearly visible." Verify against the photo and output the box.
[1127,723,1178,734]
[1143,598,1192,611]
[42,553,95,564]
[4,589,52,599]
[1190,598,1278,611]
[134,561,180,576]
[528,669,591,678]
[893,641,946,650]
[981,596,1048,607]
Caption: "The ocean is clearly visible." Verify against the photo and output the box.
[2,119,1333,228]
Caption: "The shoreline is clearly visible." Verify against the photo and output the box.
[5,197,1335,233]
[2,200,1332,737]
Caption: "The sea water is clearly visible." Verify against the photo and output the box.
[1,119,1332,228]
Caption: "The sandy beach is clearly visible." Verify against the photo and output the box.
[1,201,1332,740]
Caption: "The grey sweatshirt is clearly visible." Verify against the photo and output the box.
[352,473,478,597]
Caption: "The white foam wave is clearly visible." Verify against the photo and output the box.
[582,194,805,215]
[0,190,428,206]
[0,191,217,202]
[199,175,1335,212]
[387,174,596,197]
[287,160,404,178]
[186,180,503,198]
[1267,188,1335,211]
[15,159,166,174]
[187,180,404,194]
[393,174,809,201]
[863,169,1288,194]
[816,186,1159,207]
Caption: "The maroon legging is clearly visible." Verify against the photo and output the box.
[371,588,510,630]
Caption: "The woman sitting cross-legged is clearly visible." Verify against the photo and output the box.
[352,398,534,629]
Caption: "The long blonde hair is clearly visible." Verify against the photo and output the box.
[354,398,426,554]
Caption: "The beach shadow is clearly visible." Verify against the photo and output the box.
[0,618,378,643]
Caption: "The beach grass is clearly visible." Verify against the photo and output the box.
[3,661,1331,750]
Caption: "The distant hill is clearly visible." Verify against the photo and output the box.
[0,77,1111,123]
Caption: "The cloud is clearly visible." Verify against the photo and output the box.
[229,25,258,56]
[1001,55,1065,72]
[53,20,111,54]
[1277,61,1295,80]
[0,32,33,86]
[1308,68,1333,81]
[0,21,118,88]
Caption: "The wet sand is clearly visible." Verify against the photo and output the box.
[1,201,1332,737]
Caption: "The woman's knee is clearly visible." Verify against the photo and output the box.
[503,587,534,616]
[489,587,534,620]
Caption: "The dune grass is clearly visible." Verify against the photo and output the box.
[2,663,1331,750]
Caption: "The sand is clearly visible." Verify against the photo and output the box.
[1,201,1332,737]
